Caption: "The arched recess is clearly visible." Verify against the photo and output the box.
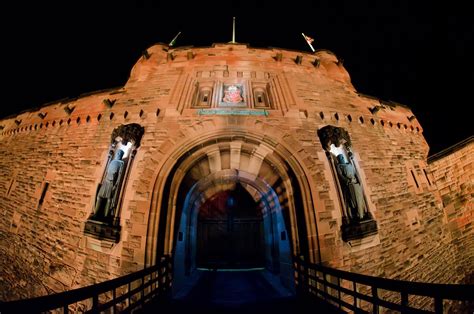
[144,130,321,291]
[172,169,294,293]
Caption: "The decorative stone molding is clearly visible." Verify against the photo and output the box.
[111,123,145,147]
[341,217,378,242]
[317,125,352,150]
[84,219,121,243]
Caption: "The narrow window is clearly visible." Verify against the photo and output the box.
[38,182,49,208]
[193,85,213,108]
[411,170,419,188]
[423,169,431,186]
[252,86,271,108]
[7,179,15,196]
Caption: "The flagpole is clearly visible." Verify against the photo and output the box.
[231,17,236,43]
[302,32,315,52]
[169,31,181,47]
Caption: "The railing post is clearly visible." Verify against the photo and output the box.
[140,276,145,303]
[323,271,328,300]
[304,262,310,295]
[372,286,379,314]
[337,277,342,309]
[92,294,99,314]
[159,264,163,294]
[434,298,443,314]
[166,257,172,292]
[112,288,116,314]
[154,270,159,293]
[401,291,408,313]
[353,281,357,310]
[295,256,308,297]
[63,304,68,314]
[168,256,173,291]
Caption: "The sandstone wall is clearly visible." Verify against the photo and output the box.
[0,43,467,302]
[428,137,473,283]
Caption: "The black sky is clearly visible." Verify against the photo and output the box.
[0,2,472,155]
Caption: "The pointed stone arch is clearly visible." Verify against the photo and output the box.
[143,129,324,281]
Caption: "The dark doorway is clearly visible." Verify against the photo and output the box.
[197,184,264,269]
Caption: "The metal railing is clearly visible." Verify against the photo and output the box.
[294,256,474,313]
[0,256,172,314]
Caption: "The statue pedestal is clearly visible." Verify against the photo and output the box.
[341,219,378,242]
[84,218,121,243]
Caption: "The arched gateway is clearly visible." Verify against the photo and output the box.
[144,131,318,295]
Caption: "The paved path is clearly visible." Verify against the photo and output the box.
[141,270,343,313]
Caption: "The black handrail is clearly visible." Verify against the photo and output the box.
[294,256,474,313]
[0,255,172,313]
[2,255,472,313]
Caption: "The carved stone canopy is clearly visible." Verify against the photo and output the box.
[317,125,352,151]
[111,123,145,147]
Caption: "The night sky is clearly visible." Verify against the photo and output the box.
[0,2,472,155]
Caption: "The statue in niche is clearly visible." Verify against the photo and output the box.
[336,153,367,221]
[92,148,125,221]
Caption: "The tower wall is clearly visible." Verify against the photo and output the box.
[428,137,474,283]
[0,44,469,302]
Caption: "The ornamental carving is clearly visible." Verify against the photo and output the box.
[317,125,352,151]
[111,123,145,147]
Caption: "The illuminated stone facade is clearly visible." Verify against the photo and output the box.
[428,137,473,284]
[0,43,471,301]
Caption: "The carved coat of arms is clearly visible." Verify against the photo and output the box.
[222,85,243,104]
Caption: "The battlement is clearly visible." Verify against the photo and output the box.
[0,44,423,143]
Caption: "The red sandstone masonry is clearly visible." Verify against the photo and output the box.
[428,138,473,283]
[0,43,468,304]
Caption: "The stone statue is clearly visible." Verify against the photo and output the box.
[336,154,367,220]
[93,149,125,221]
